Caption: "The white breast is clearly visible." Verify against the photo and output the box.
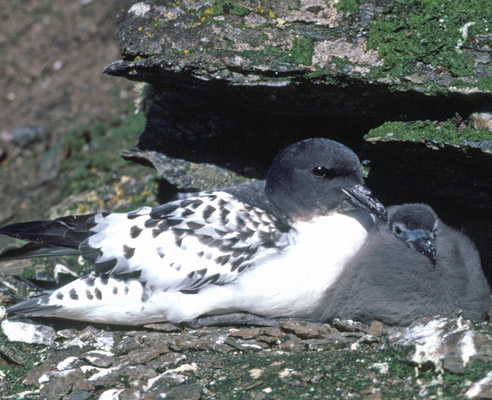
[228,210,372,317]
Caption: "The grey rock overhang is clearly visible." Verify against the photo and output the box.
[107,0,492,93]
[105,58,491,121]
[105,56,492,178]
[104,0,492,161]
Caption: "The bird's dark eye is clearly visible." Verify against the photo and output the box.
[311,166,326,178]
[312,166,337,179]
[393,225,403,236]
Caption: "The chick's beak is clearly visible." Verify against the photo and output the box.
[407,231,437,264]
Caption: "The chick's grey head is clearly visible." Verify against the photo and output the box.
[389,203,438,263]
[265,138,387,221]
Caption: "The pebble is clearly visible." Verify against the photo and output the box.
[367,320,384,337]
[9,125,49,149]
[469,112,492,131]
[1,319,56,345]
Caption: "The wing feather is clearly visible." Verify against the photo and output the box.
[80,192,291,291]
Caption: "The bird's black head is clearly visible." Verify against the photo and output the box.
[265,138,386,221]
[389,203,438,263]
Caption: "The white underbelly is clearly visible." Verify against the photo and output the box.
[233,212,370,317]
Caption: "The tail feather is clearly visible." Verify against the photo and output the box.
[0,242,80,261]
[0,214,97,249]
[0,214,99,261]
[6,273,157,325]
[7,295,61,318]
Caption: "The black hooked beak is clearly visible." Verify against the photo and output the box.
[341,184,387,221]
[406,230,437,264]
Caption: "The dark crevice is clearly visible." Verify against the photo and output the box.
[136,76,492,177]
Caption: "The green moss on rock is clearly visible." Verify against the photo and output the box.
[336,0,364,17]
[228,34,315,70]
[259,35,315,67]
[290,35,315,66]
[365,120,492,147]
[201,0,251,17]
[367,0,492,78]
[0,336,46,398]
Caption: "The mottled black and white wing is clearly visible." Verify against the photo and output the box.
[80,191,291,292]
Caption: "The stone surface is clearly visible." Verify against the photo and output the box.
[1,313,491,398]
[279,321,334,339]
[121,147,255,191]
[469,112,492,132]
[9,125,49,149]
[467,370,492,399]
[387,313,492,374]
[1,319,56,346]
[362,120,492,210]
[108,0,492,94]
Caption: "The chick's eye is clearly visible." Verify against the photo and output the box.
[393,225,403,236]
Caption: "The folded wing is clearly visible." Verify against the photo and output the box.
[0,192,292,293]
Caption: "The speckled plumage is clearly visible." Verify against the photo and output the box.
[1,138,387,325]
[80,191,291,292]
